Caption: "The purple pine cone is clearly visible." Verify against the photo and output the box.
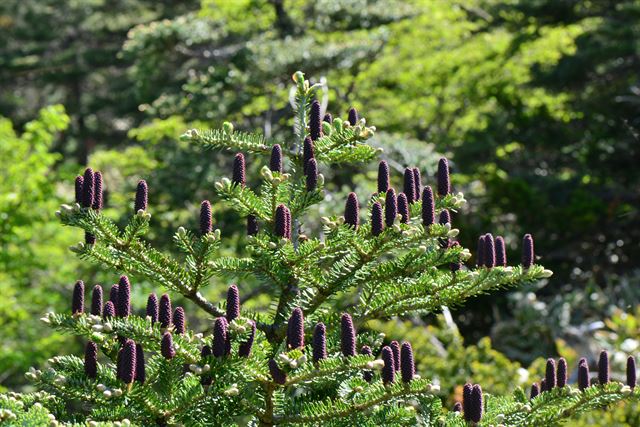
[470,384,483,423]
[247,214,259,236]
[109,284,119,304]
[371,202,384,237]
[347,107,359,126]
[495,236,507,267]
[381,346,395,385]
[557,357,567,387]
[135,343,145,383]
[412,168,421,202]
[484,233,495,268]
[285,208,292,240]
[340,313,356,357]
[309,100,322,141]
[92,171,103,210]
[159,294,172,329]
[103,301,115,319]
[462,383,473,421]
[384,188,397,227]
[85,231,96,245]
[477,235,486,267]
[275,204,290,239]
[238,320,255,357]
[286,308,305,349]
[212,317,229,357]
[226,284,241,322]
[200,200,212,236]
[146,293,158,324]
[344,192,360,229]
[81,168,95,208]
[305,158,318,191]
[540,378,547,392]
[91,285,103,316]
[390,341,401,372]
[232,153,246,187]
[397,193,410,224]
[312,322,327,363]
[270,144,283,173]
[173,307,186,334]
[437,158,450,196]
[421,186,435,226]
[530,382,540,399]
[74,175,84,204]
[439,209,450,225]
[453,402,462,412]
[269,359,287,385]
[360,345,373,382]
[116,275,130,318]
[201,345,212,358]
[400,342,415,383]
[545,358,557,389]
[377,161,390,194]
[84,341,98,379]
[134,180,148,212]
[598,350,610,384]
[323,113,333,123]
[118,339,136,383]
[72,280,84,314]
[522,234,534,268]
[627,356,636,389]
[161,332,176,360]
[303,137,314,174]
[403,168,416,204]
[578,358,590,390]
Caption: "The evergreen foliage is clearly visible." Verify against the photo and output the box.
[1,72,637,426]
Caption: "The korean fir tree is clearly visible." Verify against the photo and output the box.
[3,72,638,426]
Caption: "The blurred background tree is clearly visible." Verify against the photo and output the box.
[0,3,638,419]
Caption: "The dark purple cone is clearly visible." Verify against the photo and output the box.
[344,192,360,229]
[522,234,534,268]
[85,231,96,245]
[303,137,315,174]
[200,200,212,236]
[412,168,421,202]
[285,208,292,240]
[484,233,495,268]
[421,186,435,226]
[81,168,95,208]
[161,332,176,359]
[476,235,486,267]
[232,153,246,187]
[134,180,148,212]
[462,383,473,421]
[116,275,130,318]
[201,345,212,358]
[381,346,395,385]
[495,236,507,267]
[371,202,384,237]
[400,342,415,383]
[146,293,158,324]
[627,356,636,389]
[118,339,136,383]
[72,280,84,314]
[449,241,462,272]
[103,301,115,319]
[135,343,145,383]
[403,169,416,204]
[212,317,229,357]
[397,193,410,224]
[275,204,289,238]
[557,357,567,387]
[340,313,356,357]
[247,214,259,236]
[470,384,483,423]
[390,341,401,372]
[545,358,557,389]
[439,209,451,225]
[159,294,172,329]
[270,144,283,173]
[286,308,304,349]
[377,161,390,194]
[347,107,359,126]
[437,158,450,196]
[309,100,322,141]
[360,345,373,382]
[269,359,286,385]
[578,358,590,390]
[453,402,462,412]
[238,320,255,357]
[173,307,186,334]
[540,378,548,392]
[92,171,103,210]
[530,382,540,399]
[75,175,84,204]
[312,323,327,363]
[226,284,240,322]
[384,188,397,227]
[91,285,103,316]
[598,350,610,384]
[201,345,213,385]
[109,284,119,304]
[305,158,318,191]
[323,113,333,123]
[84,341,98,379]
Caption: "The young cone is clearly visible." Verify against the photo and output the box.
[159,294,172,329]
[361,345,373,382]
[286,308,304,350]
[476,235,486,267]
[238,320,255,358]
[470,384,483,423]
[627,356,636,389]
[270,144,283,173]
[371,202,384,236]
[72,280,84,314]
[522,233,535,268]
[134,180,148,212]
[323,113,333,123]
[400,342,415,383]
[403,168,416,204]
[384,188,397,227]
[74,175,84,204]
[200,200,212,236]
[381,346,395,385]
[103,301,115,319]
[344,192,359,229]
[118,339,136,384]
[340,313,356,357]
[303,137,314,174]
[495,236,507,266]
[377,161,390,194]
[462,383,473,421]
[412,168,421,201]
[437,158,450,196]
[135,344,146,384]
[545,358,557,389]
[161,332,176,360]
[173,307,186,334]
[390,341,401,372]
[109,284,119,305]
[91,285,103,316]
[530,382,540,399]
[84,341,98,379]
[212,317,229,357]
[578,358,590,390]
[598,350,610,384]
[116,275,131,318]
[484,233,495,268]
[312,322,327,363]
[305,158,318,191]
[309,100,322,141]
[421,186,435,226]
[453,402,462,413]
[269,359,286,385]
[247,214,259,236]
[81,168,95,208]
[226,284,240,322]
[92,171,103,210]
[397,193,410,223]
[347,107,359,126]
[232,153,246,187]
[275,204,290,239]
[146,293,158,324]
[557,357,567,387]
